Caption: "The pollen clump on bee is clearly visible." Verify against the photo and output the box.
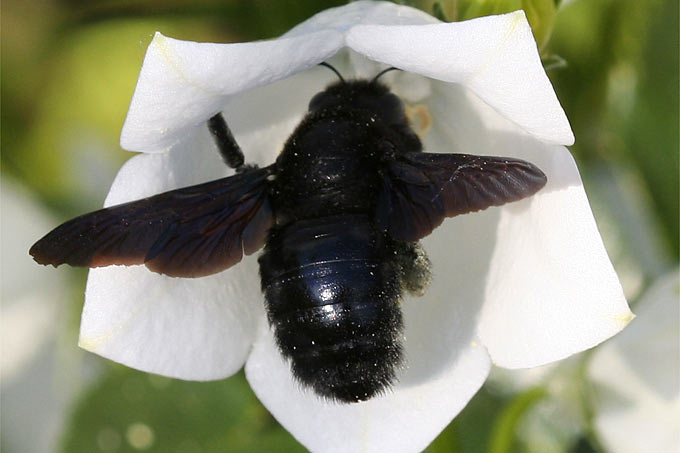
[405,103,432,139]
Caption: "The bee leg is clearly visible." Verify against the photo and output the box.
[208,113,246,171]
[393,241,432,297]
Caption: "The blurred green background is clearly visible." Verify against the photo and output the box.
[2,0,677,452]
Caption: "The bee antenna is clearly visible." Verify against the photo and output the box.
[318,62,345,83]
[371,67,400,83]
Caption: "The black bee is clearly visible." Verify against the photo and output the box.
[30,65,547,403]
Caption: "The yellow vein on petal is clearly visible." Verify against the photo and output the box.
[79,280,160,351]
[464,10,527,84]
[152,33,222,96]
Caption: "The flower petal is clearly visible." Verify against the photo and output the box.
[346,10,574,145]
[588,270,680,453]
[245,316,490,453]
[283,0,436,38]
[416,81,630,369]
[81,262,261,380]
[121,0,440,155]
[79,133,264,380]
[477,143,632,368]
[121,30,343,153]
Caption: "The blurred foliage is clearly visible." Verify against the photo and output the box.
[2,0,677,452]
[488,387,548,453]
[426,387,511,453]
[61,366,305,452]
[2,0,344,216]
[549,0,679,258]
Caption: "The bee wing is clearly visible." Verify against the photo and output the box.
[30,166,274,278]
[376,152,547,241]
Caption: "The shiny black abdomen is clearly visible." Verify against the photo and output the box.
[259,215,402,402]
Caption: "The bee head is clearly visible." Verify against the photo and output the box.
[308,79,408,128]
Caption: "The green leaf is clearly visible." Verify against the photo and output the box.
[425,386,512,453]
[489,387,548,453]
[521,0,557,50]
[541,53,567,72]
[459,0,521,20]
[433,2,449,21]
[61,366,305,453]
[548,0,678,256]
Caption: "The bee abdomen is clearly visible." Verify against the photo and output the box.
[259,215,403,402]
[274,300,402,403]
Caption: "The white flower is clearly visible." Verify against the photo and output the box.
[589,269,680,453]
[78,2,632,451]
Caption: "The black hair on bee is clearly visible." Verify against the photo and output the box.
[30,64,547,403]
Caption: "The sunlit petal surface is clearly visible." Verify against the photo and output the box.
[80,131,264,380]
[412,81,630,368]
[121,31,343,152]
[347,11,574,145]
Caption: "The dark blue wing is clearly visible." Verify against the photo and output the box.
[376,153,547,241]
[30,166,274,278]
